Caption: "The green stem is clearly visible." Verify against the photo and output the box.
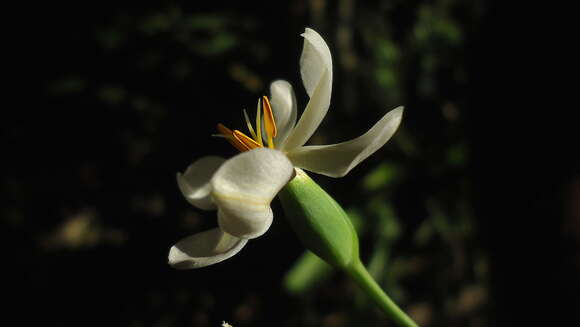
[346,259,419,327]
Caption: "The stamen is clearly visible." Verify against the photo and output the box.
[217,123,248,152]
[262,96,277,148]
[255,98,263,146]
[216,123,233,137]
[233,130,261,150]
[216,96,279,152]
[243,109,258,140]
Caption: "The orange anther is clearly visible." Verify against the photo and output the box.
[262,96,277,138]
[233,130,261,151]
[217,123,248,152]
[217,123,233,136]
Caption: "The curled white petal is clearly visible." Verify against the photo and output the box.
[269,80,297,148]
[210,148,295,239]
[286,107,404,177]
[168,228,247,269]
[299,28,333,98]
[177,156,226,210]
[282,28,333,151]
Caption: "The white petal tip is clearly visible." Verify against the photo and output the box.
[392,106,404,116]
[168,229,248,269]
[389,106,404,127]
[168,245,197,270]
[301,27,316,36]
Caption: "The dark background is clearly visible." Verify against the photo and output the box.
[4,1,578,326]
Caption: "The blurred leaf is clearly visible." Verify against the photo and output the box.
[362,162,400,191]
[283,250,332,295]
[373,37,402,103]
[368,199,401,242]
[191,33,238,56]
[414,5,463,47]
[367,238,390,280]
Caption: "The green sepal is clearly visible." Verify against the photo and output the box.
[278,168,360,269]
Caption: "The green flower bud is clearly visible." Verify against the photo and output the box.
[278,168,360,269]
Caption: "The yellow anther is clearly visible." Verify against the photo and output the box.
[216,96,279,152]
[233,130,261,151]
[262,96,277,148]
[262,96,277,138]
[217,123,248,152]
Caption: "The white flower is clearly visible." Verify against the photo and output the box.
[169,28,403,269]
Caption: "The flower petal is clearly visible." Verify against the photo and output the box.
[286,107,404,177]
[168,228,247,269]
[269,80,297,148]
[282,28,333,151]
[210,148,295,239]
[177,156,226,210]
[217,207,273,240]
[299,28,332,98]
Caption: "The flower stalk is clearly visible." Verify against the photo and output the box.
[347,259,419,327]
[279,169,419,327]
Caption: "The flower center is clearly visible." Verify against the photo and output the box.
[217,96,277,152]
